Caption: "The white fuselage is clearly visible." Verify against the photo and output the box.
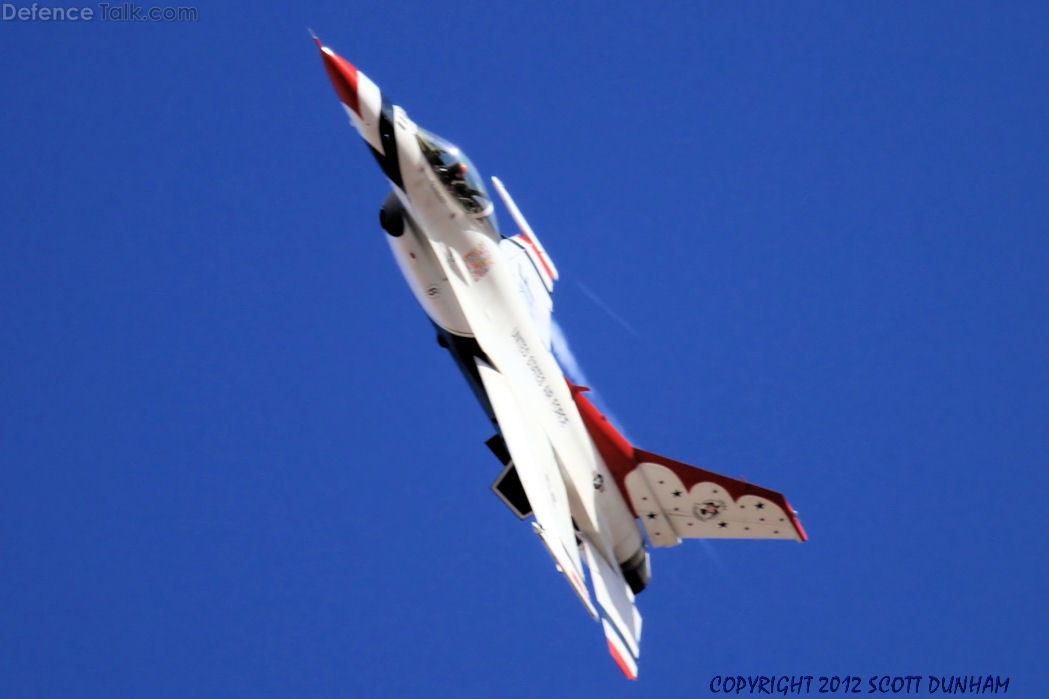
[350,85,644,570]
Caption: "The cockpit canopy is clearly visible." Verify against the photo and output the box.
[417,129,496,225]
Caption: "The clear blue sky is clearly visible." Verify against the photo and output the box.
[2,2,1046,696]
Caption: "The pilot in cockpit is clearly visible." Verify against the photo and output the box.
[442,162,481,202]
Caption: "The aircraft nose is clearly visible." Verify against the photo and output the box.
[312,34,386,155]
[314,36,361,117]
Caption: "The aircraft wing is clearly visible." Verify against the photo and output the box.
[624,449,808,547]
[474,358,597,619]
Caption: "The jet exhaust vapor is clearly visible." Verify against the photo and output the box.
[313,37,807,679]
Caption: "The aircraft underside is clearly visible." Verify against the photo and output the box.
[314,35,806,679]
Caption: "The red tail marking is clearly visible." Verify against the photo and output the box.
[784,499,809,542]
[567,380,639,517]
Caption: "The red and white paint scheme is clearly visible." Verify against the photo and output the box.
[314,37,806,680]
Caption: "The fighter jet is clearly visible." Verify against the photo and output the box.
[313,37,807,679]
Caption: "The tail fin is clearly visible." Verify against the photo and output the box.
[569,382,807,548]
[626,449,807,546]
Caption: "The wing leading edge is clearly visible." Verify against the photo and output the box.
[581,536,642,679]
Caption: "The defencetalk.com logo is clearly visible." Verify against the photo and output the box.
[2,3,198,21]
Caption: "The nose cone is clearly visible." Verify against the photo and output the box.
[314,37,360,117]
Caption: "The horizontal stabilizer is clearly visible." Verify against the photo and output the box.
[582,537,642,660]
[602,618,638,680]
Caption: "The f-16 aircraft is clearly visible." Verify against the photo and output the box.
[313,36,807,679]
